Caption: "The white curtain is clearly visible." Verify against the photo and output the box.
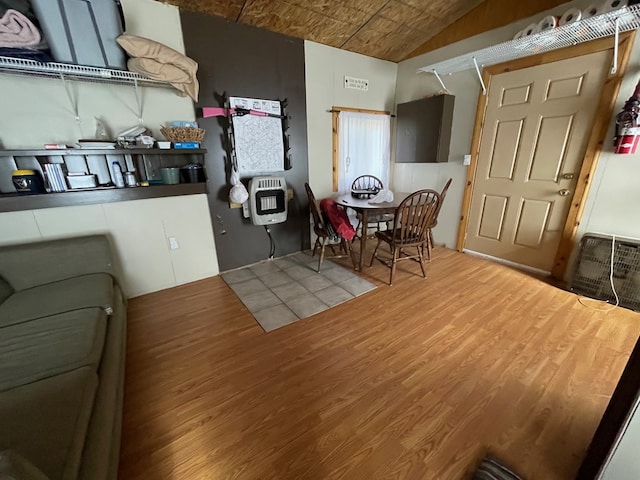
[337,111,391,194]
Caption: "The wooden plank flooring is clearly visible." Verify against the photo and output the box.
[119,248,640,480]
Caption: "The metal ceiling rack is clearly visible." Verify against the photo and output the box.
[0,56,170,88]
[0,56,176,127]
[419,5,640,92]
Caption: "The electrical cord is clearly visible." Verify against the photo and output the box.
[609,233,621,308]
[264,225,275,259]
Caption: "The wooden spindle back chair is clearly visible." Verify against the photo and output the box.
[370,189,441,285]
[351,175,393,236]
[305,183,355,272]
[425,178,452,260]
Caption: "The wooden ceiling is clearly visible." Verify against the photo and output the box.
[166,0,573,62]
[166,0,485,62]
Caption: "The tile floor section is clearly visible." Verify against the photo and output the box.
[222,251,376,332]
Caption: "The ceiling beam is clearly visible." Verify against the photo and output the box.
[403,0,573,61]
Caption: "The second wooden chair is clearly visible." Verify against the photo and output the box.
[370,189,441,285]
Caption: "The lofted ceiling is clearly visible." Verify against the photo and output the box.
[165,0,485,62]
[166,0,574,62]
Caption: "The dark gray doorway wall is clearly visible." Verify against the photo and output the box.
[181,12,310,272]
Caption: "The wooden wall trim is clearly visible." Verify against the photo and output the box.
[455,70,491,251]
[456,32,636,281]
[551,31,635,278]
[331,106,390,115]
[404,0,572,60]
[332,110,339,192]
[331,106,390,192]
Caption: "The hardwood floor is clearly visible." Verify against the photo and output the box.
[119,248,640,480]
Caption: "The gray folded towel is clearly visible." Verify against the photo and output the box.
[0,8,40,48]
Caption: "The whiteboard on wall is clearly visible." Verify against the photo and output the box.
[230,96,284,175]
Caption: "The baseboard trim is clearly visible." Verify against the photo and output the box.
[463,249,551,277]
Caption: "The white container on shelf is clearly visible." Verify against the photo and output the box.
[86,155,112,185]
[110,161,125,188]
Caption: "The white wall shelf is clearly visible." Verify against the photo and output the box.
[0,56,171,88]
[418,5,640,77]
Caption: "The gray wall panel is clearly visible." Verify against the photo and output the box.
[181,12,310,271]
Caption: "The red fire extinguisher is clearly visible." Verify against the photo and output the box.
[614,78,640,154]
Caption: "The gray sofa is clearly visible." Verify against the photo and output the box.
[0,235,126,480]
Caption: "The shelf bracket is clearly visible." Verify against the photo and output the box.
[59,73,80,124]
[432,69,448,92]
[612,17,621,75]
[473,57,487,95]
[133,78,144,125]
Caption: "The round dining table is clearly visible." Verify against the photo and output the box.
[334,193,408,271]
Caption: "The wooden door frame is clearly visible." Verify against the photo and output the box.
[456,32,636,279]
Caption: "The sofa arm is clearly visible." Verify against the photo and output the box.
[0,235,117,291]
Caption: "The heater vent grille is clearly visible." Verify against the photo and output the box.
[248,176,288,225]
[257,178,283,190]
[570,233,640,312]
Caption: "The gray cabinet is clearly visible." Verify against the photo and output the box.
[395,94,454,163]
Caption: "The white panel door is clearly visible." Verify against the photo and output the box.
[465,49,612,271]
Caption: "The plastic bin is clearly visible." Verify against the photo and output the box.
[31,0,126,69]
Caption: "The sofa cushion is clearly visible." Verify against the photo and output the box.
[0,367,97,480]
[0,276,13,304]
[0,450,50,480]
[0,273,113,328]
[0,308,107,392]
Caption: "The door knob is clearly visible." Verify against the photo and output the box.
[562,173,575,180]
[558,189,571,196]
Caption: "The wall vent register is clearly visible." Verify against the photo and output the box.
[570,233,640,312]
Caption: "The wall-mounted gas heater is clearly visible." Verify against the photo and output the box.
[248,176,288,225]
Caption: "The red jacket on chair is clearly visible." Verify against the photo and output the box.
[319,199,356,241]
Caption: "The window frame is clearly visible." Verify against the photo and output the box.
[331,106,390,192]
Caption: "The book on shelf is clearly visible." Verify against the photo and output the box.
[55,164,68,192]
[43,164,57,192]
[43,164,68,192]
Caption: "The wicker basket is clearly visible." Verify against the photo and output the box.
[160,127,205,143]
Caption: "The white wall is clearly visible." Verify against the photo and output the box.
[0,0,219,297]
[304,41,398,200]
[0,195,218,297]
[0,0,193,147]
[577,36,640,242]
[393,0,612,250]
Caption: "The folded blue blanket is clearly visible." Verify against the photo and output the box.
[0,47,51,62]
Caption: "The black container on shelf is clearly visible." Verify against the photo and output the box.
[180,163,205,183]
[12,170,45,195]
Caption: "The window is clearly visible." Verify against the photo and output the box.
[332,107,391,193]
